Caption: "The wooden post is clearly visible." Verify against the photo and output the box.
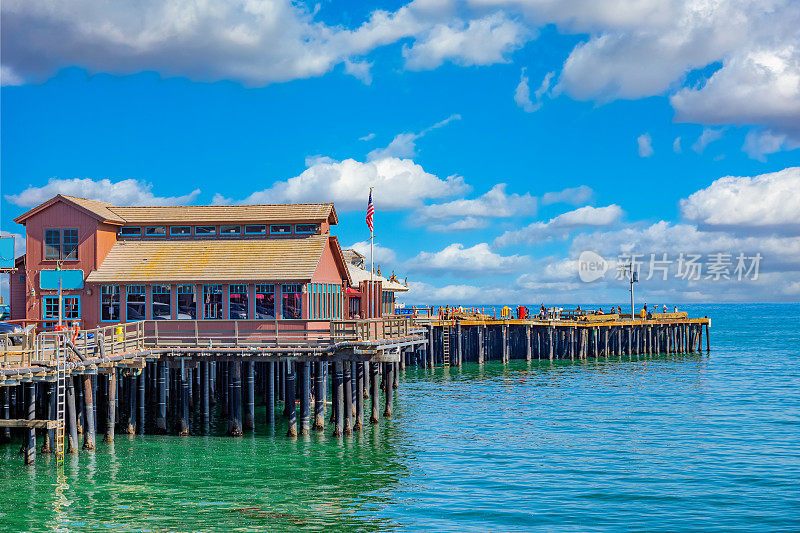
[355,362,364,431]
[333,362,343,437]
[83,374,96,449]
[313,361,325,431]
[456,322,463,366]
[244,361,255,430]
[369,362,380,424]
[266,361,275,430]
[137,370,145,435]
[25,383,36,465]
[103,370,116,443]
[548,327,554,360]
[67,377,79,454]
[284,361,297,437]
[299,361,310,436]
[502,325,508,363]
[525,325,532,361]
[477,327,485,364]
[156,362,167,433]
[343,361,353,435]
[201,361,210,431]
[383,362,393,418]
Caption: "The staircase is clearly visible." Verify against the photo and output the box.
[55,334,66,465]
[442,325,450,367]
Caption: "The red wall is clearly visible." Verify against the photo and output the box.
[9,257,27,319]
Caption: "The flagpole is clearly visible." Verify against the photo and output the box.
[369,187,374,319]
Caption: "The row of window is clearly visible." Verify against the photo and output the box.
[120,224,318,237]
[309,283,343,320]
[44,229,79,260]
[99,283,303,322]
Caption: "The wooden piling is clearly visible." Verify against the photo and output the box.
[343,361,353,435]
[313,361,324,431]
[355,362,364,431]
[244,361,255,431]
[83,375,96,450]
[285,361,297,438]
[266,361,275,430]
[201,361,210,430]
[383,362,393,418]
[300,361,310,436]
[333,362,343,437]
[24,383,35,465]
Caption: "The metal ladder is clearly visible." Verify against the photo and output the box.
[442,325,450,367]
[54,334,66,465]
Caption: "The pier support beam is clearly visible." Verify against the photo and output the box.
[502,325,509,363]
[178,362,190,436]
[156,362,167,433]
[370,362,379,424]
[227,361,242,437]
[66,377,78,454]
[313,362,325,431]
[83,375,96,450]
[266,361,275,430]
[25,383,36,465]
[201,361,210,431]
[333,362,343,437]
[343,362,353,435]
[355,362,364,431]
[383,362,393,419]
[300,361,310,436]
[285,362,297,438]
[137,371,145,435]
[244,361,255,431]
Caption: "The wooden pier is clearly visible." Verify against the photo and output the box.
[0,311,710,466]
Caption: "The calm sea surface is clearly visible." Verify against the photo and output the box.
[1,304,798,532]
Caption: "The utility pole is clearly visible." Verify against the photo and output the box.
[622,262,638,318]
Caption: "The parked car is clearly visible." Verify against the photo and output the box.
[0,322,24,346]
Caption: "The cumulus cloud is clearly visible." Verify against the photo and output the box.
[416,183,536,223]
[406,242,530,275]
[218,157,468,211]
[637,133,654,157]
[742,129,800,161]
[673,136,682,153]
[429,216,490,233]
[680,167,800,233]
[494,204,624,247]
[367,114,460,161]
[541,185,593,206]
[343,58,373,85]
[347,240,398,265]
[514,68,553,112]
[403,12,531,70]
[5,178,201,207]
[692,127,724,154]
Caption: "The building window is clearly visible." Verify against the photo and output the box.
[126,285,146,321]
[145,226,167,236]
[220,225,241,235]
[270,225,291,235]
[229,284,249,319]
[177,285,196,319]
[43,295,81,320]
[152,285,171,320]
[120,227,141,236]
[255,284,275,319]
[281,284,302,319]
[295,224,318,234]
[44,229,61,259]
[245,225,266,235]
[195,226,216,235]
[170,226,191,236]
[101,285,120,322]
[62,229,79,260]
[204,284,223,319]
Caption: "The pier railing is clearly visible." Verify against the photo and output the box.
[0,317,421,371]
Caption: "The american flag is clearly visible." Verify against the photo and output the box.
[366,189,374,233]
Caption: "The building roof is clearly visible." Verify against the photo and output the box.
[109,203,337,225]
[86,235,331,283]
[14,195,338,226]
[345,262,409,292]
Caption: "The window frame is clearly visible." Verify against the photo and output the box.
[44,229,61,260]
[281,283,302,320]
[100,285,121,322]
[177,284,197,320]
[203,284,223,319]
[151,284,172,320]
[219,225,242,235]
[125,284,147,322]
[255,283,275,319]
[144,226,167,237]
[270,224,292,235]
[295,223,318,234]
[120,227,142,237]
[229,284,249,320]
[170,226,192,236]
[244,225,267,235]
[195,225,216,236]
[62,229,79,260]
[42,295,81,320]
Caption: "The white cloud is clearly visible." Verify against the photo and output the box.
[514,68,553,112]
[344,58,373,84]
[541,185,593,206]
[742,129,800,161]
[403,12,531,70]
[359,133,376,142]
[347,240,398,265]
[406,242,530,275]
[429,216,490,232]
[673,136,682,154]
[220,157,468,211]
[367,114,460,161]
[691,127,724,154]
[680,167,800,233]
[5,178,201,207]
[637,133,654,157]
[416,183,536,221]
[494,204,623,247]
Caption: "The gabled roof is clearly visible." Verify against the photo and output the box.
[328,236,352,286]
[14,194,125,225]
[86,236,332,283]
[14,195,338,226]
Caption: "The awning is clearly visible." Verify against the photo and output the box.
[345,286,361,296]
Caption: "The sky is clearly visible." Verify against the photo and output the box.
[1,0,799,305]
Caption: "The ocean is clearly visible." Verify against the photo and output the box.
[1,303,798,531]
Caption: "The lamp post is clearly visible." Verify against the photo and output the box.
[622,263,638,318]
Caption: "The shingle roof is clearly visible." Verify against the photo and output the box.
[346,263,409,292]
[14,194,125,225]
[86,236,329,283]
[109,204,336,224]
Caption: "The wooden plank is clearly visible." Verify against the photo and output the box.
[0,419,58,429]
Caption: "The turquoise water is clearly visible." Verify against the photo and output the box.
[1,304,799,531]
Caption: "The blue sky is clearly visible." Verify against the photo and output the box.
[2,0,799,304]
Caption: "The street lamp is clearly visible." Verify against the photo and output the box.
[621,262,639,318]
